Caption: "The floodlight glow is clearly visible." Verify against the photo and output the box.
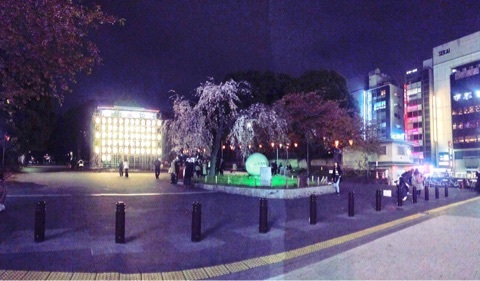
[476,90,480,98]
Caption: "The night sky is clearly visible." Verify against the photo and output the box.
[66,0,480,113]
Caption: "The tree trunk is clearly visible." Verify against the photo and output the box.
[306,137,310,176]
[208,118,225,176]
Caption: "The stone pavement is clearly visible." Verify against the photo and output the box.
[0,167,479,280]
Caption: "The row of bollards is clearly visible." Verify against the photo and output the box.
[33,183,450,244]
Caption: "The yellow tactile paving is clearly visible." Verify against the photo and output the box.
[1,270,28,280]
[46,271,73,280]
[182,268,209,280]
[426,196,480,214]
[224,261,249,273]
[202,265,230,278]
[22,271,50,280]
[241,257,268,268]
[141,272,163,280]
[261,253,287,264]
[119,273,141,280]
[95,272,119,280]
[161,270,185,280]
[71,272,96,280]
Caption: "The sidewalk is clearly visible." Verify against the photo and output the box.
[0,172,478,280]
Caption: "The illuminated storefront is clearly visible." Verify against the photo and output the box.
[91,106,162,170]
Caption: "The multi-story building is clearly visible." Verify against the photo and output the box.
[432,31,480,177]
[90,106,163,170]
[404,59,434,166]
[365,68,405,141]
[346,69,413,182]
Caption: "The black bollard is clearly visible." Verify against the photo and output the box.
[191,202,202,242]
[34,201,46,242]
[445,184,449,197]
[425,184,429,201]
[435,185,440,199]
[412,185,417,203]
[397,183,403,207]
[259,198,268,233]
[309,194,317,225]
[348,192,355,217]
[115,202,125,244]
[375,190,382,211]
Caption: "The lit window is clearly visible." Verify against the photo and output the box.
[95,117,100,124]
[464,92,473,100]
[453,93,461,101]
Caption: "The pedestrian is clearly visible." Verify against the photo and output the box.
[184,158,194,187]
[332,161,342,195]
[169,158,177,184]
[195,161,202,178]
[412,169,424,196]
[202,161,207,177]
[123,159,129,178]
[154,158,161,179]
[475,168,480,193]
[0,181,7,212]
[118,161,124,177]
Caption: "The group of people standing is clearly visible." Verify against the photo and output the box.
[118,160,129,178]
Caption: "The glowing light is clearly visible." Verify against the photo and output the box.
[95,117,100,124]
[95,132,100,139]
[95,146,100,154]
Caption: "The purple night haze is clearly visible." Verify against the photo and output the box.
[66,0,480,113]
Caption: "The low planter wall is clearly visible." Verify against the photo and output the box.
[197,183,336,199]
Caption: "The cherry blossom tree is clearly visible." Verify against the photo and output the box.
[228,103,288,161]
[274,92,361,175]
[0,0,121,158]
[167,78,250,175]
[0,0,121,107]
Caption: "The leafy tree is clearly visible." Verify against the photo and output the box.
[225,70,358,113]
[295,70,358,112]
[224,71,294,107]
[274,92,361,175]
[228,103,288,161]
[0,0,121,160]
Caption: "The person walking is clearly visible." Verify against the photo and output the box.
[123,159,129,178]
[154,158,161,179]
[118,161,124,177]
[332,161,342,195]
[0,181,7,212]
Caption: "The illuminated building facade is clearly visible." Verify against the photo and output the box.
[91,106,162,170]
[404,59,434,166]
[364,68,405,140]
[432,31,480,176]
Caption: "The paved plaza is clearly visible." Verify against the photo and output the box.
[0,165,479,280]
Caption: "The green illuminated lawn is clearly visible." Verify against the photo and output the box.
[196,174,299,189]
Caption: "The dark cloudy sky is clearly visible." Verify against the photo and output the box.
[66,0,480,113]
